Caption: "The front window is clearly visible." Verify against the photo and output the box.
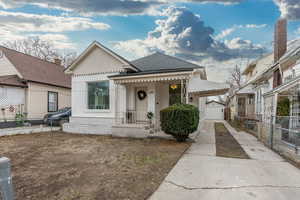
[48,91,58,112]
[88,81,110,110]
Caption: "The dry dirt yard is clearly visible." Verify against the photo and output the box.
[0,132,190,200]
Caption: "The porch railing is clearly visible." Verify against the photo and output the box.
[115,110,152,125]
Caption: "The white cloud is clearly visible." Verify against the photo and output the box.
[215,27,236,40]
[200,57,251,82]
[0,10,110,50]
[115,6,266,82]
[0,0,162,15]
[0,0,244,16]
[215,24,267,40]
[274,0,300,20]
[0,10,110,33]
[245,24,267,28]
[116,7,266,60]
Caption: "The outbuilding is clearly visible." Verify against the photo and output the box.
[204,100,225,120]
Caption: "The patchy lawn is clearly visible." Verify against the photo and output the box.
[0,132,190,200]
[215,123,249,159]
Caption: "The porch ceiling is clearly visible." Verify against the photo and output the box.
[188,79,229,97]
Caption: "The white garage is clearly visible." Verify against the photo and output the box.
[204,100,225,120]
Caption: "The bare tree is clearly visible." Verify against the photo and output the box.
[60,51,78,68]
[2,37,77,67]
[228,64,243,89]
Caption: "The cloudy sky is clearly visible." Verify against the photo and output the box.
[0,0,300,81]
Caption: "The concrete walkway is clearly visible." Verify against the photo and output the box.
[149,120,300,200]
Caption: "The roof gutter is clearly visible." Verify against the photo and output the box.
[27,80,71,89]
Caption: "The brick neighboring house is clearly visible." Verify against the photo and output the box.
[0,46,71,124]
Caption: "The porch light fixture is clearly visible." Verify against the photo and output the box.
[170,84,178,90]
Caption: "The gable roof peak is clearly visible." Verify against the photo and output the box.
[65,40,139,73]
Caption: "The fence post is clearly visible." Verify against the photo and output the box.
[295,129,298,154]
[270,115,274,149]
[0,157,14,200]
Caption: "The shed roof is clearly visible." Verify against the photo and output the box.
[206,100,225,106]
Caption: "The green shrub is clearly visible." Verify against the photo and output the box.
[15,112,26,126]
[160,104,199,142]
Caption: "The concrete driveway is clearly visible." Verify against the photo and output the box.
[149,120,300,200]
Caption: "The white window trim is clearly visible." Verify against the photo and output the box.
[86,80,111,113]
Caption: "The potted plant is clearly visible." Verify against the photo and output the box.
[147,111,154,134]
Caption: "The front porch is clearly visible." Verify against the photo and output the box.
[110,69,230,138]
[112,76,193,137]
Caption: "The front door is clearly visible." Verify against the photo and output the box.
[135,87,148,122]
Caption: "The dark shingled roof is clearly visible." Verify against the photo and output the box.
[0,46,71,88]
[131,52,203,72]
[0,75,27,88]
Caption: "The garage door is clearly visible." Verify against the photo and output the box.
[205,107,224,120]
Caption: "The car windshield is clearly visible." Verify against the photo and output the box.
[57,107,71,113]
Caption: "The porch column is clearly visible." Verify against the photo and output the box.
[273,92,278,124]
[114,83,119,124]
[119,84,127,115]
[147,83,156,116]
[114,83,127,124]
[185,79,189,104]
[181,79,184,103]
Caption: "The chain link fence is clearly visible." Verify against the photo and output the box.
[232,116,259,134]
[271,116,300,155]
[231,115,300,163]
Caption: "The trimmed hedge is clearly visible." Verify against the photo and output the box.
[160,104,199,142]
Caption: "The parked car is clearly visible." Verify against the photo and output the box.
[44,107,71,126]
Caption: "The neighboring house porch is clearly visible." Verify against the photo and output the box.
[233,85,256,120]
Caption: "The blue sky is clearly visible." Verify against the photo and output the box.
[0,0,300,81]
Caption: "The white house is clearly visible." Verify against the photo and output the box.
[63,41,229,137]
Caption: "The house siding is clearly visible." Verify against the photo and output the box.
[72,46,126,75]
[26,82,71,120]
[0,54,20,77]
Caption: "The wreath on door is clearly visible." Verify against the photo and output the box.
[137,90,147,100]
